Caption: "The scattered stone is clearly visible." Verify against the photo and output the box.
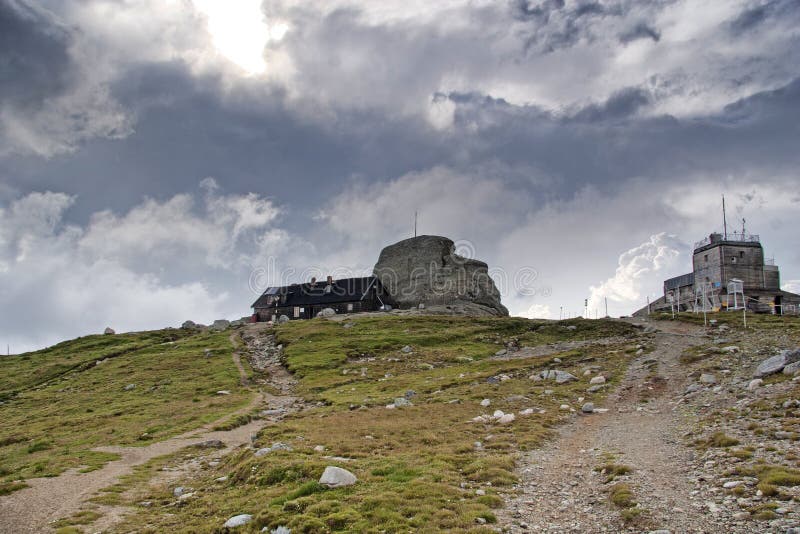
[317,307,336,317]
[181,320,200,329]
[393,397,412,408]
[319,466,358,488]
[404,390,416,399]
[539,370,578,383]
[314,445,325,452]
[173,486,186,497]
[216,390,231,395]
[566,325,577,331]
[211,319,230,331]
[215,476,228,483]
[223,514,253,528]
[559,404,571,411]
[581,402,594,414]
[684,383,701,395]
[495,348,508,356]
[775,431,793,440]
[255,442,293,456]
[124,383,136,391]
[589,375,606,385]
[699,373,717,385]
[497,413,515,424]
[755,349,800,377]
[723,481,743,489]
[746,378,763,391]
[587,385,605,393]
[480,398,491,407]
[519,408,534,415]
[103,327,115,335]
[783,361,800,375]
[400,345,413,354]
[722,346,740,353]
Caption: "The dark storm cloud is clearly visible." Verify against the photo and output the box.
[729,0,800,34]
[570,87,652,121]
[0,0,72,108]
[619,22,661,43]
[0,60,452,225]
[445,76,800,198]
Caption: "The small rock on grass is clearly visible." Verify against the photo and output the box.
[223,514,253,528]
[319,466,357,488]
[581,402,594,414]
[746,379,763,391]
[480,398,491,407]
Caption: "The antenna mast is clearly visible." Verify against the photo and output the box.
[414,210,418,238]
[722,195,728,239]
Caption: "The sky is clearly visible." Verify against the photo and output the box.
[1,0,799,353]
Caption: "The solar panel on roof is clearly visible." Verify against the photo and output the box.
[264,287,279,295]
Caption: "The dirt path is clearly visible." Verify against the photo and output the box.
[500,320,748,533]
[0,325,303,534]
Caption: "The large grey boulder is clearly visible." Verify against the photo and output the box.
[277,315,290,324]
[317,307,336,318]
[754,349,800,377]
[103,327,115,335]
[319,466,357,488]
[373,235,508,316]
[211,319,230,331]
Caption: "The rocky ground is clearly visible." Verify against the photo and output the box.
[499,317,800,534]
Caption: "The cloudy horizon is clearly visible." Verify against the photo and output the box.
[2,0,799,353]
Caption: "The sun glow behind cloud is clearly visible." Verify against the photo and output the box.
[192,0,287,75]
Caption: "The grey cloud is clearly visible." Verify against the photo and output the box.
[729,0,800,34]
[570,87,652,121]
[0,0,73,108]
[619,22,661,43]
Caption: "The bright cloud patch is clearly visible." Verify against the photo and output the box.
[588,233,689,316]
[0,183,283,353]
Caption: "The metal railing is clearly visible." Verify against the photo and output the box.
[694,233,760,250]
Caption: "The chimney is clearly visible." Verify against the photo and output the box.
[327,275,333,285]
[311,277,317,285]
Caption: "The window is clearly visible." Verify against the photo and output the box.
[740,251,745,258]
[704,254,708,262]
[293,306,300,318]
[347,303,353,312]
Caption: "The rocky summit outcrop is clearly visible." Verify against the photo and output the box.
[373,235,508,316]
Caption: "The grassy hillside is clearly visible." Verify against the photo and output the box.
[101,316,643,533]
[0,328,252,491]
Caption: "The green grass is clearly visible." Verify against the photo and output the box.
[595,463,633,483]
[608,482,636,508]
[0,328,252,486]
[696,432,740,449]
[103,316,641,533]
[653,311,800,333]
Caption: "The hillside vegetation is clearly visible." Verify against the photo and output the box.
[0,328,252,491]
[95,316,642,533]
